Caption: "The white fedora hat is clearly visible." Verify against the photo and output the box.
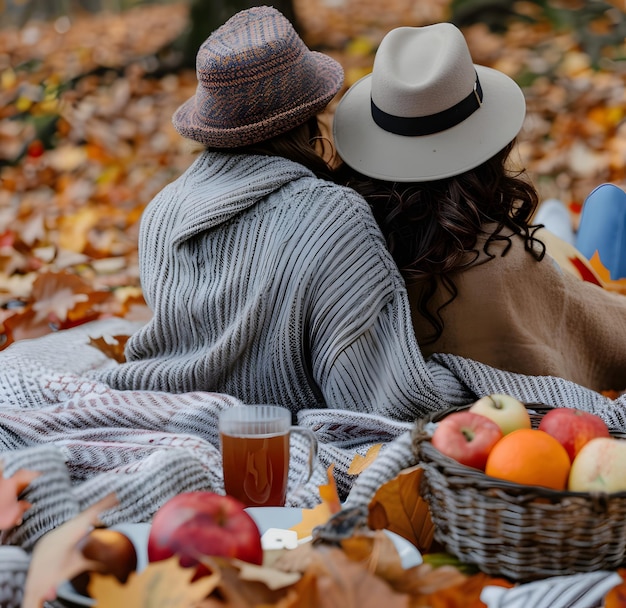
[333,22,526,182]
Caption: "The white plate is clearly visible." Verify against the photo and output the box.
[245,507,422,568]
[56,508,421,606]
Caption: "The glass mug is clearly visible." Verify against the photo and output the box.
[219,405,318,507]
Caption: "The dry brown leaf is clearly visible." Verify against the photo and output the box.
[89,556,219,608]
[347,444,382,475]
[287,543,410,608]
[195,557,294,608]
[367,465,435,553]
[236,559,302,590]
[88,334,130,363]
[22,493,118,608]
[30,271,92,324]
[291,465,341,539]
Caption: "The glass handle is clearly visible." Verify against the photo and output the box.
[290,425,318,483]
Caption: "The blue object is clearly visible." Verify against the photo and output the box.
[575,183,626,280]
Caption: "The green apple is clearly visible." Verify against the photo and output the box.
[468,393,531,435]
[568,437,626,493]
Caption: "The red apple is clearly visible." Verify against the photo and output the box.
[431,411,504,470]
[147,491,263,577]
[538,407,610,462]
[468,394,531,435]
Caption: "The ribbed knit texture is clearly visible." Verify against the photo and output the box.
[97,151,452,418]
[0,152,624,604]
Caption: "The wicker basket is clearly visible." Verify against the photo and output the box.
[412,403,626,582]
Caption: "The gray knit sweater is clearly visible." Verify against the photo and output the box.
[97,151,459,418]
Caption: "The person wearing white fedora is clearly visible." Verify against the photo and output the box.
[334,22,626,393]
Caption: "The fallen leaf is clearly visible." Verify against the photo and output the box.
[605,569,626,608]
[291,465,341,539]
[589,251,626,295]
[22,493,118,608]
[288,543,410,608]
[32,287,88,323]
[411,571,513,608]
[89,556,219,608]
[235,558,302,590]
[195,556,296,608]
[30,271,93,324]
[367,465,436,552]
[88,334,129,363]
[347,443,382,475]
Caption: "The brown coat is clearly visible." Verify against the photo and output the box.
[408,227,626,392]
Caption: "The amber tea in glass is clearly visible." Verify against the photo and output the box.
[219,405,317,507]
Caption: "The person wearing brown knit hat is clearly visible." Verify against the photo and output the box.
[97,6,451,420]
[171,6,343,150]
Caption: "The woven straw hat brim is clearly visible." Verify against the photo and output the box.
[333,64,526,182]
[172,51,343,149]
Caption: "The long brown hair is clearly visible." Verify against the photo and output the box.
[341,140,545,343]
[223,117,336,182]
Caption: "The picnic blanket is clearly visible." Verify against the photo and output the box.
[0,316,626,605]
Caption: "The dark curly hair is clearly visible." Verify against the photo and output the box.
[340,140,545,344]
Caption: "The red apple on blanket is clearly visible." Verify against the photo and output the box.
[468,394,531,435]
[538,407,610,462]
[147,491,263,578]
[431,411,503,470]
[568,437,626,492]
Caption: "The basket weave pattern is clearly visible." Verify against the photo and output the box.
[412,404,626,582]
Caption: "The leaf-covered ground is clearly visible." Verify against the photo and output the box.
[0,0,625,348]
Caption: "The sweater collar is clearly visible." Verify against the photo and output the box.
[171,151,314,247]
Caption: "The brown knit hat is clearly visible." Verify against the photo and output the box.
[172,6,344,148]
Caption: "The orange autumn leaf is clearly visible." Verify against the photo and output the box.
[604,569,626,608]
[0,467,41,529]
[367,465,435,553]
[88,334,130,363]
[291,464,341,540]
[30,271,93,324]
[348,443,382,475]
[89,556,220,608]
[589,251,626,295]
[412,571,513,608]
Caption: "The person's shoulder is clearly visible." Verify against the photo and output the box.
[304,173,371,205]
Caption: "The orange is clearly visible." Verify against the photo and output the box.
[485,429,571,490]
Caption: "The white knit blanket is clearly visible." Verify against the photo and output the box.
[0,317,625,606]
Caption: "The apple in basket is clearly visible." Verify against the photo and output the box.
[568,437,626,493]
[468,393,531,435]
[147,491,263,577]
[431,411,503,470]
[538,407,610,462]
